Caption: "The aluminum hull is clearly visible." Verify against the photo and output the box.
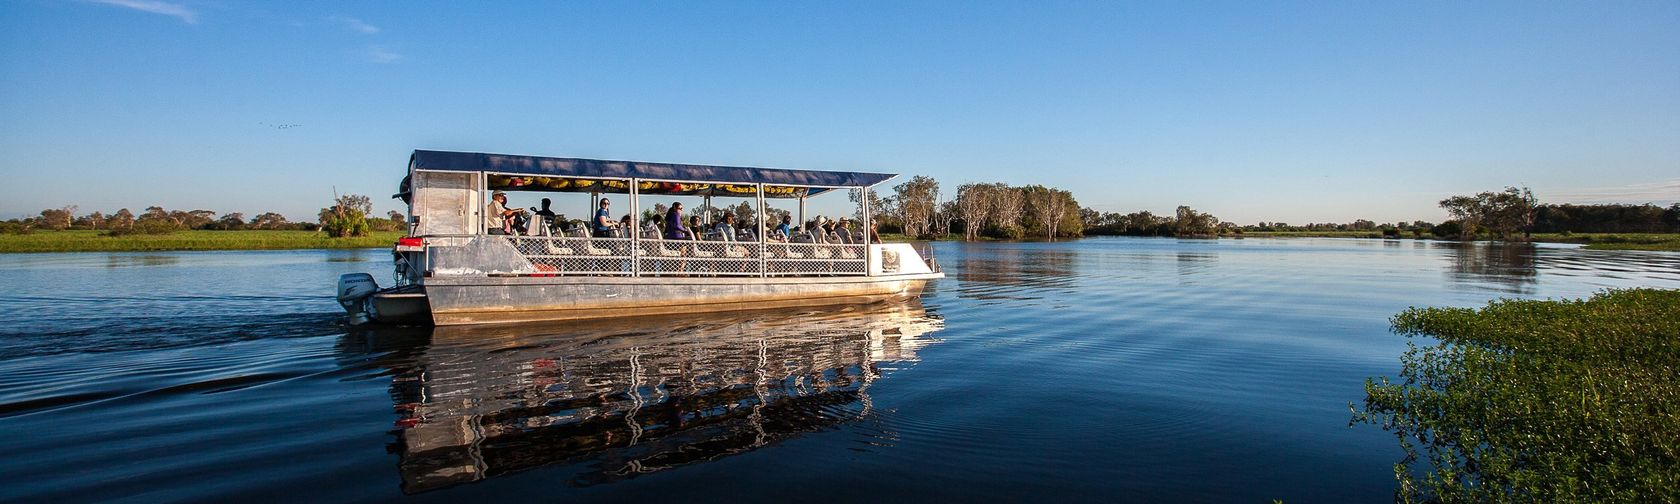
[418,272,941,325]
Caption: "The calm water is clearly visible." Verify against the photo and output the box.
[1,238,1676,502]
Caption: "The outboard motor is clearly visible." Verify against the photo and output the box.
[337,273,379,325]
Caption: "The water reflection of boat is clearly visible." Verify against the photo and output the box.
[339,301,943,494]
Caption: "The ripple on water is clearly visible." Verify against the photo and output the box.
[1,240,1678,502]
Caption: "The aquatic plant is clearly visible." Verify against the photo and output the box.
[1353,289,1680,503]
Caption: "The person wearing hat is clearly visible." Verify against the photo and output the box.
[485,190,522,235]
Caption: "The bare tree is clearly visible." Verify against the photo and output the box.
[1043,189,1071,239]
[990,183,1023,233]
[955,183,993,241]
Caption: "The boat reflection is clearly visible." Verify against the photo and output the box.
[340,301,944,494]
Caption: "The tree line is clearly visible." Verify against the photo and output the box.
[1,194,405,238]
[1079,206,1223,237]
[859,176,1085,240]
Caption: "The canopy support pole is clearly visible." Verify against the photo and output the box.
[629,179,640,277]
[861,187,871,248]
[798,192,806,235]
[756,183,767,278]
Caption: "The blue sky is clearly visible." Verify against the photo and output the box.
[2,1,1676,224]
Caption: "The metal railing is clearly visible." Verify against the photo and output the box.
[446,235,868,277]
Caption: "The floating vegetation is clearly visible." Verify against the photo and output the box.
[1353,289,1680,502]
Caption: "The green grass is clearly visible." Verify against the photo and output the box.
[1236,230,1390,239]
[1529,232,1680,251]
[0,230,407,253]
[1237,231,1680,251]
[1353,289,1680,502]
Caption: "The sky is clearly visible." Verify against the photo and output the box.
[1,1,1676,225]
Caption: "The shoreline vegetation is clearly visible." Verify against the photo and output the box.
[4,183,1676,253]
[0,230,407,253]
[1353,289,1680,502]
[2,230,1674,253]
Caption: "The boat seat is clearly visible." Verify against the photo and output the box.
[813,247,834,259]
[543,238,575,255]
[839,247,858,260]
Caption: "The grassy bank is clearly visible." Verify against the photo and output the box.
[1236,231,1680,251]
[1528,232,1680,251]
[1353,289,1680,502]
[0,230,406,253]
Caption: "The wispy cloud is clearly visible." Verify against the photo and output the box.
[1543,178,1680,205]
[329,15,379,34]
[364,45,402,63]
[89,0,198,24]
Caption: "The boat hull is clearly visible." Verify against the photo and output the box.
[417,273,941,325]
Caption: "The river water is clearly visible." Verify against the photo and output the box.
[1,238,1676,502]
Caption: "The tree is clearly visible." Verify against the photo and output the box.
[76,211,105,230]
[729,201,757,229]
[989,183,1023,237]
[849,187,888,223]
[177,209,216,229]
[215,212,246,230]
[141,206,172,227]
[38,207,71,230]
[891,176,940,238]
[1022,185,1066,240]
[110,208,135,229]
[1175,206,1218,236]
[321,193,373,237]
[250,212,288,230]
[1440,186,1536,240]
[954,183,993,241]
[935,200,959,237]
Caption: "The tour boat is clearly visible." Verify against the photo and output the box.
[338,150,943,325]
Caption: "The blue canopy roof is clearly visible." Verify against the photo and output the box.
[410,150,897,188]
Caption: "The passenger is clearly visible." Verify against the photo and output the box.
[716,213,737,242]
[485,191,523,235]
[689,215,704,240]
[532,197,557,235]
[619,215,633,238]
[664,202,689,240]
[593,198,617,238]
[869,220,881,242]
[776,215,792,238]
[834,219,853,244]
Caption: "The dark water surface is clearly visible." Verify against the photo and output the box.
[2,238,1676,502]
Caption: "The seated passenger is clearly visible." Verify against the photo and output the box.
[485,191,523,235]
[689,215,705,240]
[593,198,617,238]
[776,215,792,238]
[715,213,737,242]
[834,219,853,244]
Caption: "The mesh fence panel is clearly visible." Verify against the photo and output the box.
[496,236,867,277]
